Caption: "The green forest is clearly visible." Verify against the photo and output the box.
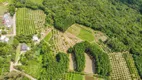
[70,41,111,76]
[1,0,142,79]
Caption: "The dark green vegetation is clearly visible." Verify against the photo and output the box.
[4,0,142,79]
[40,42,69,80]
[42,0,142,78]
[41,52,69,80]
[71,41,111,76]
[0,43,14,75]
[18,41,69,80]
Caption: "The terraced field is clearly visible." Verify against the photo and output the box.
[16,8,46,35]
[26,0,43,5]
[50,28,82,54]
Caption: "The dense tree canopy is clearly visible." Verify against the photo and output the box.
[72,41,111,76]
[9,0,142,78]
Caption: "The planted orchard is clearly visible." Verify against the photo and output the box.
[109,53,132,80]
[16,8,45,36]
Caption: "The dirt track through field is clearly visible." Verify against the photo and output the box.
[69,54,75,71]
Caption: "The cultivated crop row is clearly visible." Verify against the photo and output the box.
[109,53,132,80]
[16,8,45,35]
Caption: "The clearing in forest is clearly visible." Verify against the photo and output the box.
[16,8,46,35]
[109,52,132,80]
[67,24,95,42]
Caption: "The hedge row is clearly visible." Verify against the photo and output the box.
[71,41,111,76]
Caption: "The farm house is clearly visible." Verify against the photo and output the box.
[2,13,13,28]
[21,43,30,52]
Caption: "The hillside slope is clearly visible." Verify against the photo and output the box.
[8,0,142,79]
[42,0,142,78]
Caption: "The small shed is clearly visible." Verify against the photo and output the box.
[21,43,29,52]
[0,35,6,41]
[32,35,39,42]
[4,37,9,42]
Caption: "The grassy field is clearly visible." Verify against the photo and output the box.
[0,0,5,3]
[20,59,42,79]
[15,44,21,63]
[0,0,13,3]
[67,24,94,42]
[77,28,94,42]
[44,31,52,42]
[26,0,43,5]
[16,8,46,35]
[65,73,84,80]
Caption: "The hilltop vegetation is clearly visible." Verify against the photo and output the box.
[71,41,111,76]
[41,0,142,78]
[1,0,142,79]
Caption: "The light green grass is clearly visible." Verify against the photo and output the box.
[0,0,5,3]
[67,24,95,42]
[20,59,42,78]
[44,31,52,42]
[65,73,84,80]
[67,24,81,36]
[0,0,13,3]
[77,28,94,42]
[26,0,43,5]
[15,44,21,63]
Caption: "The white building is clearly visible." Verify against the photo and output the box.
[0,35,9,43]
[32,35,39,42]
[4,37,9,42]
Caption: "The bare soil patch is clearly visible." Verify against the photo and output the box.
[85,75,94,80]
[69,53,76,71]
[84,53,95,74]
